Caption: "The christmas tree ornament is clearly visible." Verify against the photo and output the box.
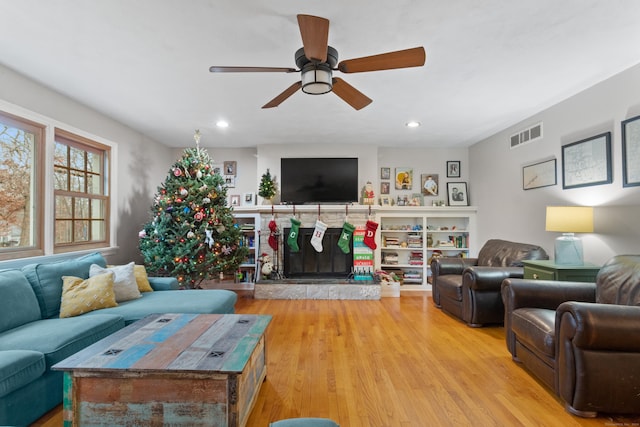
[173,168,182,177]
[311,220,328,252]
[187,231,195,239]
[268,220,278,251]
[337,222,355,254]
[287,217,301,252]
[364,220,379,250]
[196,170,203,179]
[180,188,188,196]
[202,197,211,204]
[205,229,214,248]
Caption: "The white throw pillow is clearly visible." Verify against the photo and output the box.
[89,262,141,302]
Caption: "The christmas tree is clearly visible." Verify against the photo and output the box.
[139,132,248,289]
[258,169,277,201]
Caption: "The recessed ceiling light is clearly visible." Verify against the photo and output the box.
[406,121,421,128]
[216,120,229,128]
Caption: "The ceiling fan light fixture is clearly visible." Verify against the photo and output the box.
[301,63,333,95]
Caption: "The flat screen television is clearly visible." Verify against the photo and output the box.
[280,157,359,204]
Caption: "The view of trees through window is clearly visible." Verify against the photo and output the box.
[0,114,41,252]
[54,131,108,247]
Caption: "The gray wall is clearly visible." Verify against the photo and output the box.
[469,63,640,265]
[0,64,175,265]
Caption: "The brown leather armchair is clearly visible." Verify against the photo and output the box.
[502,255,640,417]
[430,239,548,326]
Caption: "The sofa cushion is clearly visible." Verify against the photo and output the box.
[134,265,154,292]
[81,289,237,324]
[477,239,549,267]
[90,262,141,302]
[0,270,42,334]
[59,273,118,318]
[22,252,107,319]
[0,314,124,367]
[0,350,46,398]
[596,255,640,305]
[511,308,556,358]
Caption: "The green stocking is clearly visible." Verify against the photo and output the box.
[337,221,355,254]
[287,217,301,252]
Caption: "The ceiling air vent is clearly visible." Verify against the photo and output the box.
[510,122,543,149]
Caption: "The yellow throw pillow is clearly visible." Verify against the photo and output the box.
[133,265,154,292]
[60,272,118,318]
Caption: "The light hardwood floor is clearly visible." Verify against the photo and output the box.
[34,292,639,426]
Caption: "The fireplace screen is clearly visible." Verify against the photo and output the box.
[283,228,353,278]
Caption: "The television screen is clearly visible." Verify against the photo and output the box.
[280,158,359,204]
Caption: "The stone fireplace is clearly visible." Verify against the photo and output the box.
[283,227,352,278]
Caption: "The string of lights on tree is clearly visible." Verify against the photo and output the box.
[138,130,248,288]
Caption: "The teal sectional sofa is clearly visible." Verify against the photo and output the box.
[0,252,238,426]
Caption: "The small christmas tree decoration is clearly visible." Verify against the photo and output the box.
[258,169,277,201]
[139,130,248,289]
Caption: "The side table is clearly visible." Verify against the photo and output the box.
[523,260,600,283]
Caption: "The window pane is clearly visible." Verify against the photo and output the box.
[54,142,67,167]
[91,199,104,219]
[69,146,84,170]
[0,120,36,249]
[87,173,101,195]
[75,197,89,219]
[55,196,72,219]
[87,151,101,174]
[54,166,68,191]
[73,220,89,242]
[70,170,85,192]
[91,220,105,241]
[55,220,72,244]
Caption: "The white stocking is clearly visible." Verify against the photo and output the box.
[310,220,328,252]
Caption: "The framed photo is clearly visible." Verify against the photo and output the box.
[421,174,439,196]
[562,132,612,189]
[380,195,392,206]
[409,193,423,206]
[211,163,223,175]
[223,175,236,188]
[223,161,237,176]
[380,167,391,180]
[380,181,390,194]
[395,167,413,190]
[622,115,640,187]
[242,192,255,206]
[446,161,461,178]
[522,158,557,190]
[230,194,240,207]
[447,182,468,206]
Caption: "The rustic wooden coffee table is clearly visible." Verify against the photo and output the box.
[53,313,271,427]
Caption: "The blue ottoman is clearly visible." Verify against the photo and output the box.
[270,418,339,427]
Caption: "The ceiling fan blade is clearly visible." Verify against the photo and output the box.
[262,81,302,109]
[297,14,329,63]
[337,47,426,73]
[209,66,297,73]
[331,78,372,110]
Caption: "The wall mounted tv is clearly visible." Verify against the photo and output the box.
[280,157,359,205]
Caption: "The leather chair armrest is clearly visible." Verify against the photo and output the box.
[431,257,478,276]
[501,278,596,311]
[463,266,523,291]
[557,302,640,351]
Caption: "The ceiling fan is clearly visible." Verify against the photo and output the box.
[209,14,426,110]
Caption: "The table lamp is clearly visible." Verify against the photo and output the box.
[545,206,594,265]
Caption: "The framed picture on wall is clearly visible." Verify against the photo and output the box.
[242,192,255,206]
[447,182,468,206]
[230,195,240,206]
[395,167,413,190]
[446,161,461,178]
[622,115,640,187]
[224,161,237,176]
[562,132,612,189]
[380,181,390,194]
[522,158,557,190]
[421,174,439,196]
[380,167,391,180]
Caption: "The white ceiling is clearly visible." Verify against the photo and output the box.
[2,0,640,149]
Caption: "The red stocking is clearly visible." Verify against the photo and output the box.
[268,220,278,251]
[363,220,378,250]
